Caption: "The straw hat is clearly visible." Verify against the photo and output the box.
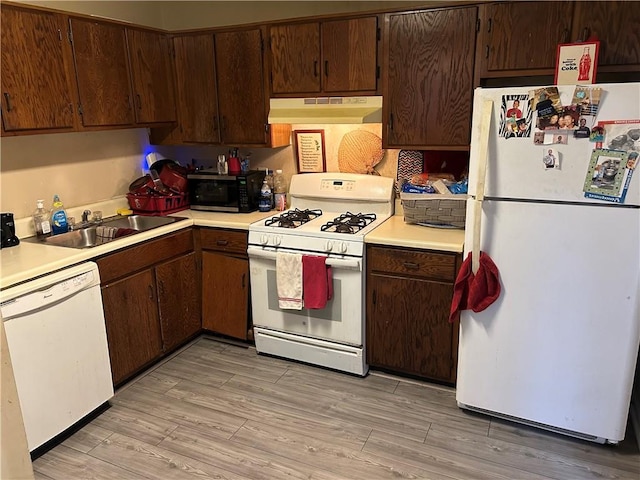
[337,130,384,175]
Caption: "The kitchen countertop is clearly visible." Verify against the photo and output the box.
[0,209,273,291]
[365,215,465,253]
[1,207,464,291]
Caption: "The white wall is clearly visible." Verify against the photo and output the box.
[13,1,431,30]
[0,129,150,218]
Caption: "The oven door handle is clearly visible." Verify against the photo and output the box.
[247,247,361,270]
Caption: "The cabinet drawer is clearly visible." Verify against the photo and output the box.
[200,228,247,255]
[367,246,457,282]
[96,229,194,284]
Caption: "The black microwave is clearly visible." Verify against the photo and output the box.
[187,169,266,213]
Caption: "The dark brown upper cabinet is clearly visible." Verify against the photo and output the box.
[270,22,320,94]
[215,27,271,145]
[269,17,378,96]
[126,28,177,124]
[475,1,640,83]
[475,2,573,79]
[571,1,640,69]
[322,17,378,93]
[383,7,477,149]
[1,5,76,134]
[69,18,135,128]
[150,27,290,147]
[172,34,220,143]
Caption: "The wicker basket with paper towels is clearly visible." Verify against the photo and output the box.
[401,177,467,228]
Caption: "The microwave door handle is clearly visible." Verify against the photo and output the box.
[247,247,361,270]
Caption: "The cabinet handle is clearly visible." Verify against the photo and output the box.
[125,94,131,110]
[372,290,376,305]
[242,273,246,289]
[3,93,12,111]
[313,60,318,77]
[389,113,394,131]
[135,94,142,110]
[487,18,492,33]
[216,239,228,246]
[485,45,489,59]
[158,280,165,296]
[582,27,589,42]
[324,60,329,77]
[148,285,154,300]
[403,261,420,270]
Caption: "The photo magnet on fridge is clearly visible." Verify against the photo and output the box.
[499,94,532,138]
[583,149,630,202]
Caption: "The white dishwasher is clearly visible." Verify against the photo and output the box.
[0,261,113,452]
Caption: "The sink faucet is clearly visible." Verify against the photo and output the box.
[81,210,91,223]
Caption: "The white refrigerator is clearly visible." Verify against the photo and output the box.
[456,83,640,444]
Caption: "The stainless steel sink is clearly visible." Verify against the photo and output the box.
[101,215,181,231]
[44,226,100,249]
[28,215,187,249]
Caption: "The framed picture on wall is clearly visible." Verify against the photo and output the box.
[294,130,326,173]
[555,41,599,85]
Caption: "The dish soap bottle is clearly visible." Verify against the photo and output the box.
[33,199,51,239]
[50,194,69,235]
[258,178,272,212]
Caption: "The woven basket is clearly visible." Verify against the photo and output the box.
[401,192,468,228]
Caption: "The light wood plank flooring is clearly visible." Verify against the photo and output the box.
[33,337,640,480]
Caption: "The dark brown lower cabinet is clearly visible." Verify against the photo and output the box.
[199,228,250,340]
[156,252,201,352]
[101,269,163,385]
[366,245,461,384]
[97,229,200,386]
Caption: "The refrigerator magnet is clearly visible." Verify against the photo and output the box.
[543,148,560,170]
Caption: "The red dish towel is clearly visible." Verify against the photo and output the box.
[302,255,332,309]
[449,252,501,323]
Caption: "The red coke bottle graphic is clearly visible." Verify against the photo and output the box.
[578,47,591,81]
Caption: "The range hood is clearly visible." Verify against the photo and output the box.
[268,96,382,124]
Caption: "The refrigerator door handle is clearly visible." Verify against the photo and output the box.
[472,99,493,273]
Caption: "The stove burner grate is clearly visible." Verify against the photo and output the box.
[320,212,377,234]
[264,208,323,228]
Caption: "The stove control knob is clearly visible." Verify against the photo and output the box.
[260,234,268,245]
[339,242,348,253]
[325,240,333,252]
[273,236,282,246]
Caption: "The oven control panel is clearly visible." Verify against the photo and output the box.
[320,179,354,192]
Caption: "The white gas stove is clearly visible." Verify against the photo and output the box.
[248,173,395,256]
[248,172,394,376]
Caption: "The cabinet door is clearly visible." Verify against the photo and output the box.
[367,274,456,383]
[385,7,476,148]
[572,1,640,68]
[69,18,134,127]
[270,23,321,94]
[1,6,75,132]
[215,28,268,145]
[155,252,201,352]
[322,17,378,93]
[101,269,163,385]
[173,34,220,143]
[202,251,249,340]
[126,28,177,124]
[479,2,573,74]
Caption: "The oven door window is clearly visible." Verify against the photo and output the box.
[190,180,239,208]
[249,250,363,346]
